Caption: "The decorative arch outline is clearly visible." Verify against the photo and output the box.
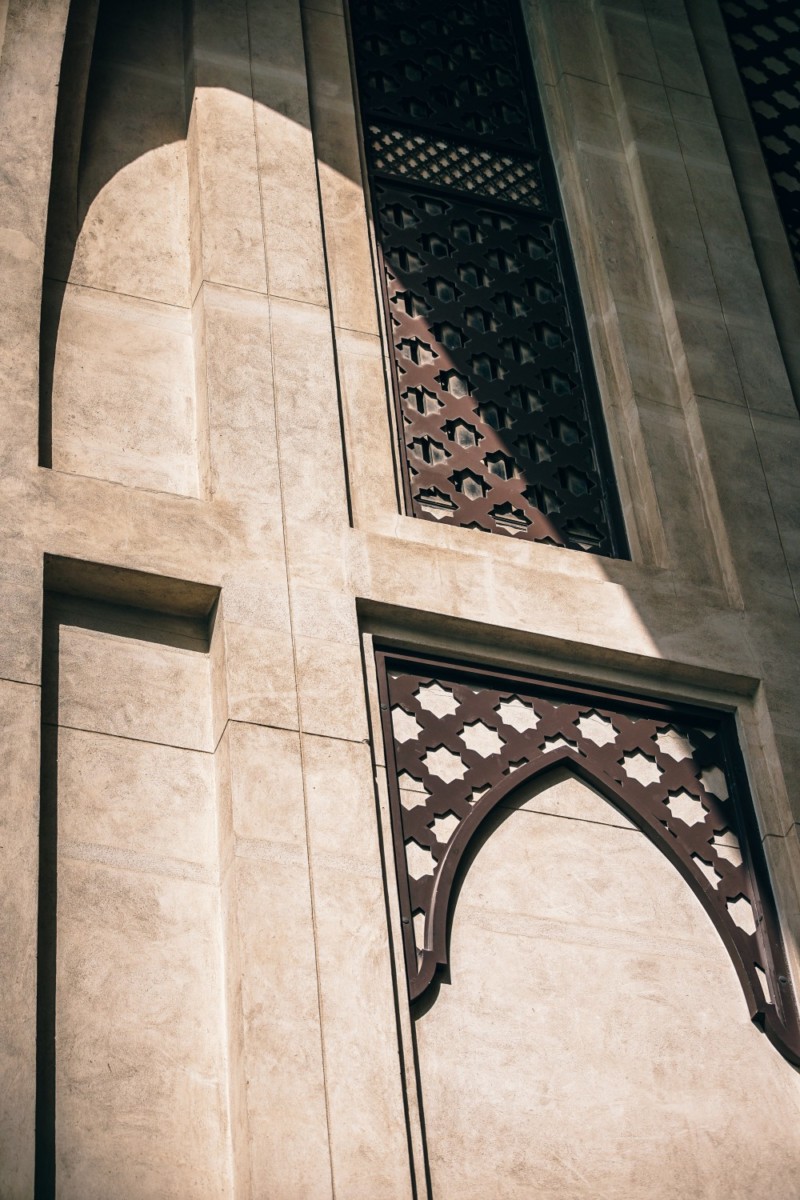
[375,648,800,1066]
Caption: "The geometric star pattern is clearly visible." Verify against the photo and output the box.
[376,181,620,550]
[350,0,627,554]
[721,0,800,278]
[376,648,800,1066]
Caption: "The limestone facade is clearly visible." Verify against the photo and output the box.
[0,0,799,1196]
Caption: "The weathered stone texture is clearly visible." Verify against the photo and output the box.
[0,0,797,1195]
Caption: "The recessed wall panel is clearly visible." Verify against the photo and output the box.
[40,595,234,1200]
[41,0,200,497]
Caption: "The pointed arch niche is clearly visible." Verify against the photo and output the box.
[375,649,800,1062]
[375,650,800,1195]
[39,0,206,497]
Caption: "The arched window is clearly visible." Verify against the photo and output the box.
[349,0,627,555]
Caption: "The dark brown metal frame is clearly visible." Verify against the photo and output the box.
[375,646,800,1066]
[347,0,628,556]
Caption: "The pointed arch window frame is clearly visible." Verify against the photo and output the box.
[375,646,800,1066]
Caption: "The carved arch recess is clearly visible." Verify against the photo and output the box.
[375,649,800,1065]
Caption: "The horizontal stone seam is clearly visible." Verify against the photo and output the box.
[226,717,370,747]
[331,320,383,343]
[41,462,207,503]
[41,719,214,756]
[495,803,639,832]
[764,825,800,844]
[42,275,194,316]
[0,675,40,691]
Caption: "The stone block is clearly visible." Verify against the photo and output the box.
[235,854,332,1198]
[304,5,379,335]
[188,85,267,296]
[573,146,655,311]
[49,283,200,497]
[55,858,234,1200]
[219,570,290,633]
[57,727,218,868]
[558,74,621,152]
[335,328,399,529]
[0,225,41,467]
[49,612,214,750]
[248,0,328,306]
[672,307,745,407]
[751,411,800,586]
[695,395,795,607]
[763,828,800,956]
[227,720,306,847]
[508,764,637,828]
[0,680,40,1198]
[774,732,800,828]
[614,304,681,408]
[0,0,66,241]
[255,102,326,307]
[541,0,608,86]
[666,86,716,127]
[615,71,671,117]
[191,0,251,92]
[310,864,413,1199]
[649,17,710,96]
[602,8,662,86]
[66,61,191,309]
[303,733,381,865]
[270,296,350,530]
[0,549,42,685]
[291,585,359,645]
[201,283,282,505]
[727,317,798,419]
[637,395,724,587]
[224,621,299,730]
[303,0,343,14]
[295,636,369,742]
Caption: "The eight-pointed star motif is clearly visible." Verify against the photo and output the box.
[621,751,663,788]
[459,720,506,758]
[415,681,460,719]
[422,745,468,783]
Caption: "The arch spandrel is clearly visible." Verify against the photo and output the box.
[375,649,800,1065]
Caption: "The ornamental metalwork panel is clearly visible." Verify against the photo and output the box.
[350,0,626,555]
[368,125,546,208]
[377,182,614,549]
[376,649,800,1066]
[720,1,800,279]
[350,0,533,150]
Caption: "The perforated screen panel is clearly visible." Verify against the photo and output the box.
[720,1,800,279]
[350,0,627,555]
[352,0,533,150]
[375,649,800,1066]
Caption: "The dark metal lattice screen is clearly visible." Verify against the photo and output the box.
[376,649,800,1065]
[350,0,626,555]
[721,1,800,279]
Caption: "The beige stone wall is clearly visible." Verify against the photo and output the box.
[43,593,241,1199]
[0,0,798,1196]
